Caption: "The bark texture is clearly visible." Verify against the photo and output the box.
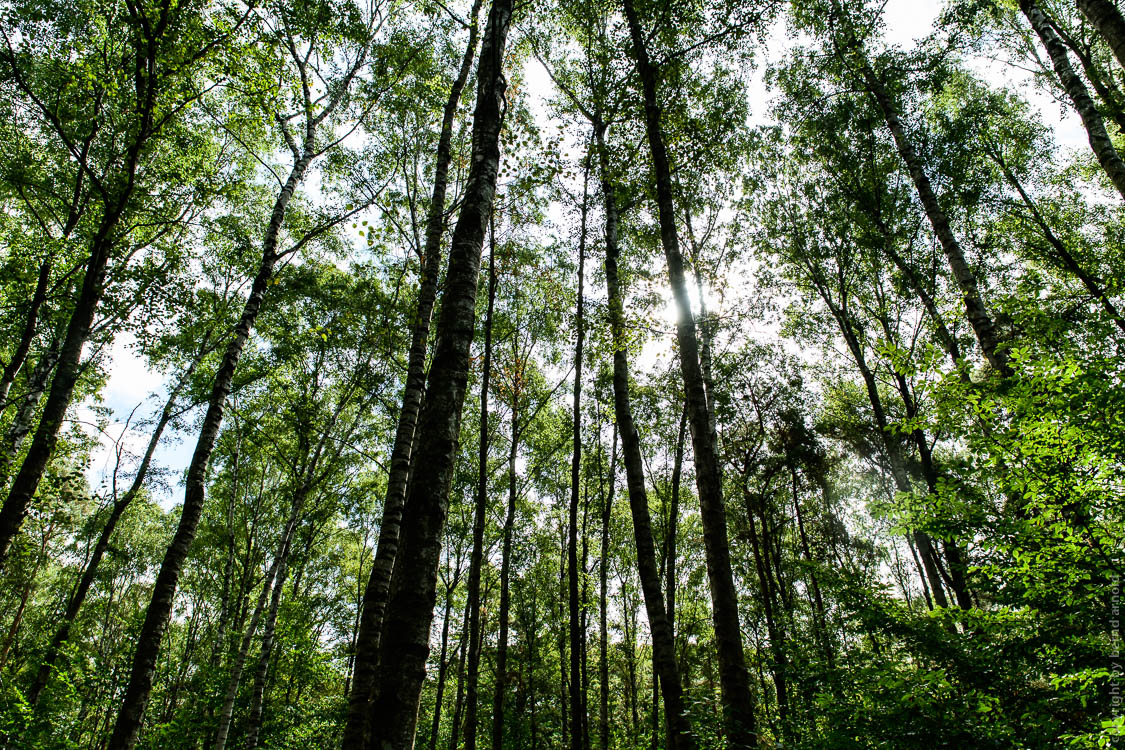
[461,234,496,750]
[567,165,589,750]
[620,2,758,744]
[344,3,484,741]
[852,55,1011,375]
[1022,0,1125,201]
[364,0,511,743]
[1079,0,1125,73]
[597,122,696,750]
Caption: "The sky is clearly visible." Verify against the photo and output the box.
[81,0,1091,506]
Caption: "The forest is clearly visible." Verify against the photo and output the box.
[0,0,1121,747]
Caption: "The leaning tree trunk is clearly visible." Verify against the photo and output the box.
[1021,0,1125,201]
[0,219,119,566]
[107,150,313,750]
[988,143,1125,334]
[0,257,52,412]
[849,53,1011,376]
[364,0,512,743]
[461,233,496,750]
[567,162,590,750]
[344,3,484,742]
[819,285,951,609]
[1078,0,1125,74]
[620,2,757,744]
[0,322,64,494]
[27,342,205,709]
[597,121,696,750]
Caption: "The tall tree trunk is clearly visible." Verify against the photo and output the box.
[365,0,511,743]
[567,163,589,750]
[847,51,1011,376]
[596,121,696,750]
[1078,0,1125,76]
[27,342,204,708]
[1021,0,1125,201]
[490,366,520,750]
[598,427,616,750]
[620,3,757,744]
[345,3,484,742]
[462,228,497,750]
[108,150,314,750]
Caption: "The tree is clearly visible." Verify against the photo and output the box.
[363,0,513,743]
